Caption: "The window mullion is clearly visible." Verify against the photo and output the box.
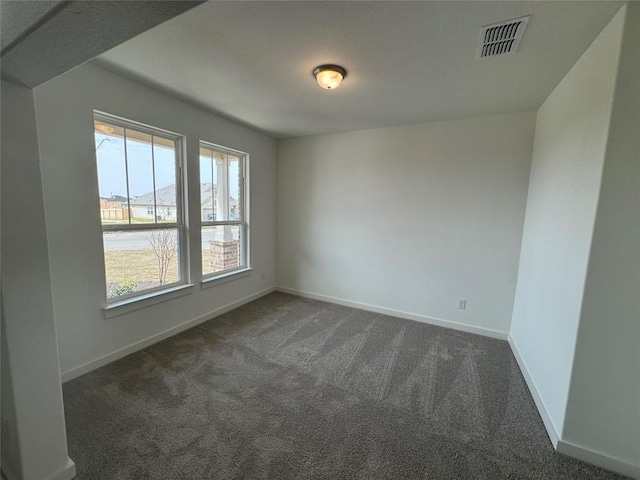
[123,127,132,225]
[225,155,231,222]
[175,137,183,226]
[202,221,242,227]
[210,149,214,222]
[240,154,245,223]
[150,134,157,224]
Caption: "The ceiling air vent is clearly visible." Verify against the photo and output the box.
[478,15,530,59]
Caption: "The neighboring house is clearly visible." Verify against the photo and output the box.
[129,184,179,221]
[99,194,129,221]
[201,182,215,221]
[129,183,238,221]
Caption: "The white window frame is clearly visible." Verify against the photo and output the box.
[199,141,249,281]
[94,111,188,304]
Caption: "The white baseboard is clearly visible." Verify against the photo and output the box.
[508,335,560,448]
[61,287,276,382]
[557,440,640,480]
[276,286,508,340]
[508,336,640,479]
[45,458,76,480]
[2,458,76,480]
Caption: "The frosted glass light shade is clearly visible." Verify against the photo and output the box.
[313,65,347,90]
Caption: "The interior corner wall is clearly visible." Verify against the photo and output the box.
[1,80,74,480]
[277,111,535,337]
[509,5,626,444]
[0,316,22,479]
[562,2,640,474]
[33,63,277,378]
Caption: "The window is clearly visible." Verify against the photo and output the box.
[93,112,186,301]
[199,142,248,278]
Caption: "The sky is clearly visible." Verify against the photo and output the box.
[95,133,240,200]
[95,132,175,198]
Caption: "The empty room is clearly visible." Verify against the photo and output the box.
[1,1,638,479]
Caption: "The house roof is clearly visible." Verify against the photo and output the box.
[100,194,129,203]
[130,183,215,207]
[129,183,239,209]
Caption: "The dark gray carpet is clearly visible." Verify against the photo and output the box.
[63,292,628,479]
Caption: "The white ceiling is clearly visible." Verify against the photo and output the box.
[96,1,623,139]
[1,0,64,52]
[1,0,203,87]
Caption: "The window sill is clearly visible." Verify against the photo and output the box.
[104,283,195,319]
[201,267,252,290]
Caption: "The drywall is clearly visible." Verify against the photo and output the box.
[509,6,625,443]
[562,3,640,475]
[33,63,277,377]
[0,312,22,480]
[277,112,535,336]
[1,81,75,480]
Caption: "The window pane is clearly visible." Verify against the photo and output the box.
[95,122,129,225]
[202,225,242,276]
[153,137,178,224]
[229,155,241,221]
[126,130,155,224]
[211,149,228,221]
[104,228,181,299]
[199,142,247,280]
[199,149,216,222]
[199,145,243,222]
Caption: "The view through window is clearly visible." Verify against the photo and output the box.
[199,143,247,278]
[94,113,185,301]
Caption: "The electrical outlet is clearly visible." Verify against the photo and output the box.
[457,298,467,310]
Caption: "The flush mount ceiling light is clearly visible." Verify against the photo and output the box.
[313,64,347,90]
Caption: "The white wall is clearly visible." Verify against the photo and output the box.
[1,81,75,480]
[277,112,535,337]
[34,63,277,378]
[509,5,626,445]
[562,3,640,475]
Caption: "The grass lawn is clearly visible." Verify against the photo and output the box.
[104,250,215,285]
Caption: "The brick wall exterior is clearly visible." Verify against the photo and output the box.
[210,239,240,272]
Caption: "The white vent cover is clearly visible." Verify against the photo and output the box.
[478,15,530,58]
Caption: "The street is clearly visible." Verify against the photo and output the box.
[103,228,238,251]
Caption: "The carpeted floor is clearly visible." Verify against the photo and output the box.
[63,292,628,479]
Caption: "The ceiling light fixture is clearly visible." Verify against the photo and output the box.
[313,64,347,90]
